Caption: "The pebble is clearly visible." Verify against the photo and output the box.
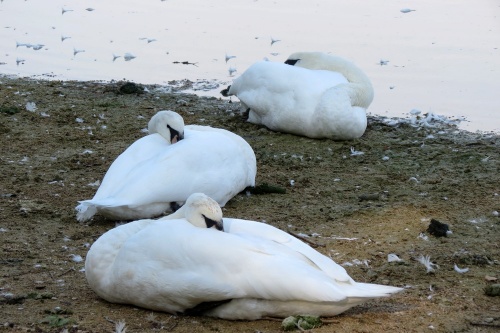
[484,284,500,296]
[358,193,380,201]
[427,219,450,237]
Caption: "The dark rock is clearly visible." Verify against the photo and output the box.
[118,81,144,94]
[0,105,21,115]
[484,284,500,297]
[427,219,450,237]
[358,193,380,201]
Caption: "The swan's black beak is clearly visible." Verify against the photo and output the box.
[167,125,184,143]
[215,220,223,231]
[204,215,224,231]
[284,59,300,66]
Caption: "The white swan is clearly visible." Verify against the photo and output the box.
[75,111,256,222]
[221,52,374,140]
[85,193,403,320]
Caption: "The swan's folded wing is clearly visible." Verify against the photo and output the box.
[92,133,170,199]
[223,218,353,284]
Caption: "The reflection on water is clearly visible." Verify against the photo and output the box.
[0,0,499,132]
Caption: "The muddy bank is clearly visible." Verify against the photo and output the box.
[0,77,499,332]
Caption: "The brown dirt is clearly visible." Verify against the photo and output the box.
[0,77,499,333]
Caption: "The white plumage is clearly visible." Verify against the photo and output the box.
[85,193,403,320]
[75,111,256,222]
[222,52,374,140]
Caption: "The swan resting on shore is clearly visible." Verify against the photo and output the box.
[85,193,403,320]
[75,111,256,222]
[221,52,374,140]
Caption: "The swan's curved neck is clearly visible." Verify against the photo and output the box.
[319,56,374,108]
[295,53,374,108]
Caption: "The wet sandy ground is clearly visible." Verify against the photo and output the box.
[0,77,499,332]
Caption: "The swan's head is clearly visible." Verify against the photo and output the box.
[148,110,185,144]
[285,52,354,72]
[183,193,224,231]
[285,52,333,70]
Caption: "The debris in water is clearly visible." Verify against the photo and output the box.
[173,60,198,66]
[124,53,136,61]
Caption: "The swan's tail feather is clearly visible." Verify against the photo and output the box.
[75,201,97,222]
[348,282,404,298]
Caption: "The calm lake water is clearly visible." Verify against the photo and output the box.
[1,0,499,132]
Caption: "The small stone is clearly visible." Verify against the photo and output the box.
[358,193,380,202]
[427,219,449,237]
[0,105,21,115]
[118,82,144,94]
[484,284,500,296]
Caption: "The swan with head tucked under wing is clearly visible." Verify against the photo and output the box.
[85,193,403,320]
[221,52,374,140]
[75,111,256,223]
